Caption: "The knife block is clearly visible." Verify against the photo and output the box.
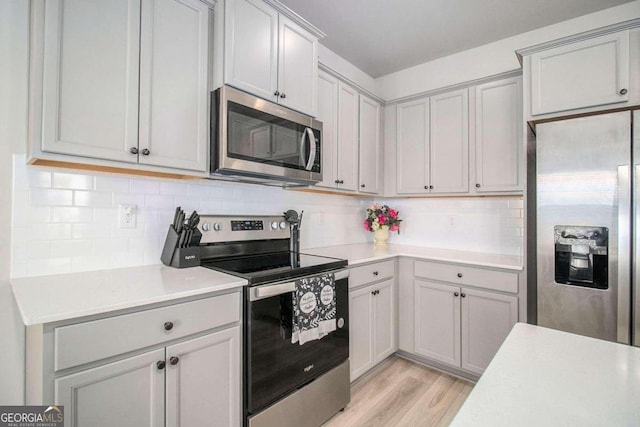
[160,226,202,268]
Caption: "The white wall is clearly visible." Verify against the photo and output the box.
[318,44,377,95]
[376,1,640,101]
[0,0,28,404]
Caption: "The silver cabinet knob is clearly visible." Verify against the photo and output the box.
[461,293,466,298]
[475,183,481,188]
[202,222,211,232]
[280,93,286,99]
[213,223,222,231]
[274,91,280,97]
[457,273,463,278]
[141,148,150,156]
[271,221,279,230]
[454,292,459,297]
[279,221,287,229]
[619,88,628,95]
[129,147,138,155]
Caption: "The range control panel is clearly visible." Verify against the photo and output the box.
[198,215,290,244]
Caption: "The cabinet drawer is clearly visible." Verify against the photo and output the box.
[350,260,394,289]
[54,292,240,371]
[414,260,517,294]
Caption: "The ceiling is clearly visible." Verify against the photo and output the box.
[278,0,634,78]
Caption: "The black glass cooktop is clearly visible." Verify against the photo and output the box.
[201,251,347,285]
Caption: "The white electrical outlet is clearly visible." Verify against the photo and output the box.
[119,204,137,229]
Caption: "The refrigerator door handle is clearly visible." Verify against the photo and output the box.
[617,164,631,344]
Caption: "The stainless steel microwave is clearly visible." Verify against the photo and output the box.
[210,86,322,186]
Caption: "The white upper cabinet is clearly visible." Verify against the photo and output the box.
[529,30,630,116]
[33,0,211,174]
[429,89,469,194]
[277,16,318,115]
[40,0,141,163]
[396,98,430,194]
[473,77,522,192]
[223,0,278,102]
[358,94,382,194]
[139,0,210,172]
[316,70,339,189]
[336,81,360,192]
[223,0,318,116]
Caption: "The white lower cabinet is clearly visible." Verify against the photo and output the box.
[56,349,165,427]
[29,292,242,427]
[349,278,395,382]
[414,280,517,375]
[56,327,240,427]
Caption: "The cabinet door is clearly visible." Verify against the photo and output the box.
[461,288,517,375]
[138,0,210,172]
[277,15,318,116]
[373,279,395,364]
[474,77,522,192]
[224,0,278,102]
[414,280,460,367]
[358,94,382,194]
[55,349,165,427]
[337,81,359,192]
[430,89,469,194]
[530,31,630,115]
[41,0,140,163]
[166,327,240,427]
[316,70,339,189]
[349,285,374,381]
[396,98,429,194]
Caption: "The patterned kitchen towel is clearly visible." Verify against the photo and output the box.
[291,273,335,345]
[317,273,336,338]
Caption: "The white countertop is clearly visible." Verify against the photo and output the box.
[451,323,640,426]
[11,265,247,325]
[303,243,523,271]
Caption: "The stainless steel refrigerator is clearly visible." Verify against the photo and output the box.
[534,110,639,346]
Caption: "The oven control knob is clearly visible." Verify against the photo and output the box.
[271,221,279,230]
[279,221,287,230]
[213,223,222,231]
[202,223,211,232]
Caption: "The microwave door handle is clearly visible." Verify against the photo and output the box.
[299,130,307,167]
[304,128,316,171]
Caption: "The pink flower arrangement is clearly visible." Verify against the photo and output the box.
[363,203,402,233]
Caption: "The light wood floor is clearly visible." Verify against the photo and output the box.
[323,356,474,427]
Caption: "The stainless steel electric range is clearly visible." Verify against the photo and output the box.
[197,213,350,427]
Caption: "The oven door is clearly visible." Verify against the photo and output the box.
[245,269,349,415]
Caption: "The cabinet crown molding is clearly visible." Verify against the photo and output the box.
[262,0,326,39]
[516,18,640,64]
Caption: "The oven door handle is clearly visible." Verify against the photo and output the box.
[251,269,349,301]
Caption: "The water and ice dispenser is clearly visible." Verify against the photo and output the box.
[554,226,608,289]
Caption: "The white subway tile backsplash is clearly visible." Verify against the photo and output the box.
[50,240,93,257]
[31,189,73,206]
[95,175,130,193]
[130,178,160,194]
[12,160,523,278]
[51,207,93,223]
[72,223,110,240]
[52,172,94,190]
[74,190,113,208]
[28,224,72,241]
[26,258,72,277]
[159,181,188,195]
[144,194,174,209]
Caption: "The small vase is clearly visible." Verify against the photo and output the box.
[374,225,390,245]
